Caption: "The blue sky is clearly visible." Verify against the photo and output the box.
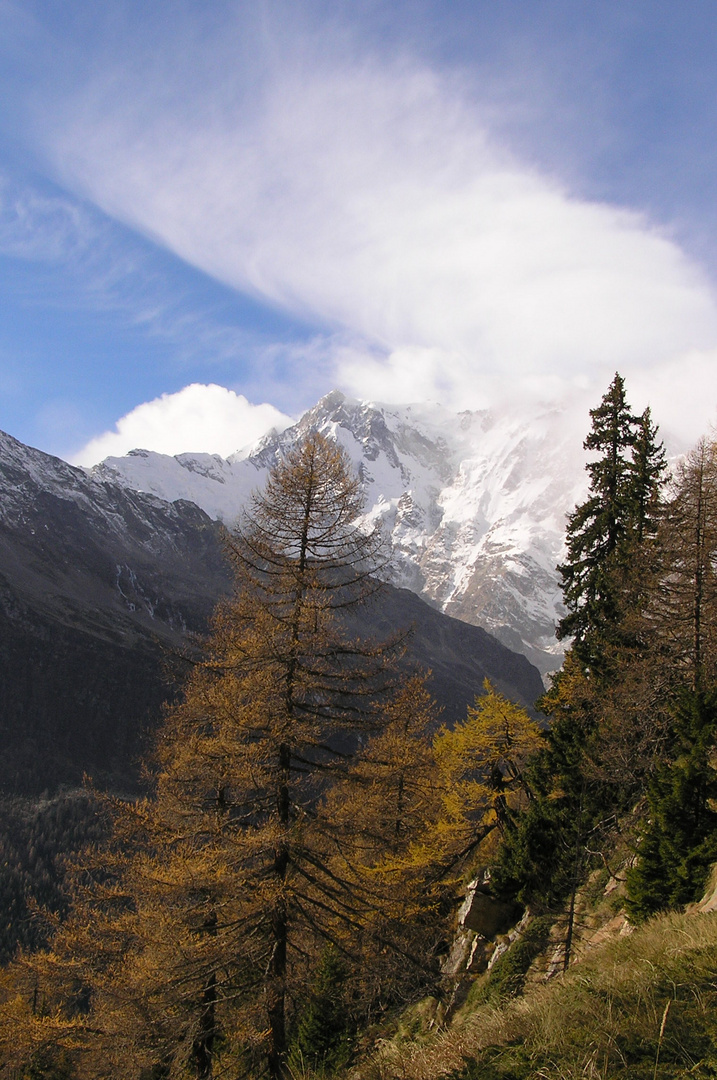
[1,0,717,462]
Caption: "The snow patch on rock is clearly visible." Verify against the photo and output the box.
[89,392,589,673]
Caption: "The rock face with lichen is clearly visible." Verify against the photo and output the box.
[442,873,523,980]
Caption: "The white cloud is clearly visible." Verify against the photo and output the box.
[72,384,293,466]
[629,349,717,449]
[32,16,717,444]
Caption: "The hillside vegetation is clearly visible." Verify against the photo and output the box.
[363,902,717,1080]
[358,374,717,1080]
[3,375,717,1080]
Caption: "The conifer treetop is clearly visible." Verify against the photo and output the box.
[557,372,666,660]
[230,430,388,609]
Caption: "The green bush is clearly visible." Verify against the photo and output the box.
[288,946,352,1075]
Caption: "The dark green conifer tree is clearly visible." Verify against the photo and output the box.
[288,946,351,1074]
[491,649,607,922]
[625,439,717,919]
[629,407,668,546]
[557,367,634,660]
[626,688,717,921]
[493,375,667,925]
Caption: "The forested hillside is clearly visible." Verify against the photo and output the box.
[0,427,542,797]
[2,378,717,1079]
[355,375,717,1080]
[493,374,717,932]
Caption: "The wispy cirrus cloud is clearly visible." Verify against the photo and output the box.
[0,176,97,262]
[10,3,717,448]
[0,170,303,391]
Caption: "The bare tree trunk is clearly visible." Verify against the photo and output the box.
[267,890,288,1080]
[268,740,291,1080]
[192,911,218,1080]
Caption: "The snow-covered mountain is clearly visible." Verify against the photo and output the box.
[92,391,590,674]
[0,425,544,793]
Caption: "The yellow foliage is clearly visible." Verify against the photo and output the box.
[0,433,411,1080]
[422,680,543,874]
[0,443,545,1080]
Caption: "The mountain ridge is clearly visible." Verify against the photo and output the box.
[91,390,589,672]
[0,425,544,795]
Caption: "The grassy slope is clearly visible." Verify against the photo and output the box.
[360,906,717,1080]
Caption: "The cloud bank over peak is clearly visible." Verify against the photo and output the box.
[72,384,293,466]
[32,11,717,443]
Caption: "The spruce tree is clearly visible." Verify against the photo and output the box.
[493,375,667,917]
[627,688,717,921]
[625,438,717,919]
[629,407,668,546]
[491,651,607,914]
[549,375,666,770]
[288,946,351,1074]
[558,372,639,663]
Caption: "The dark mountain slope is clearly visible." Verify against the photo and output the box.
[0,429,230,793]
[0,429,543,796]
[350,583,543,723]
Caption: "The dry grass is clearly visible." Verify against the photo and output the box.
[354,910,717,1080]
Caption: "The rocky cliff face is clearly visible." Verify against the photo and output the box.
[0,428,543,795]
[94,391,588,673]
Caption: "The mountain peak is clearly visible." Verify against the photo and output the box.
[310,388,350,414]
[84,395,588,674]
